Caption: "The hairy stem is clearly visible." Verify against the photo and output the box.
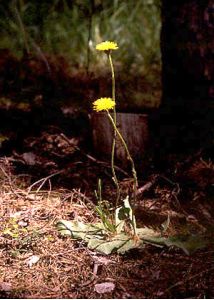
[107,111,138,234]
[108,53,120,207]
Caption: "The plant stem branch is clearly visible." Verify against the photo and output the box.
[107,111,138,234]
[108,53,120,207]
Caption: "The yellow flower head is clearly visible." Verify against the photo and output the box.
[96,41,118,52]
[93,97,116,112]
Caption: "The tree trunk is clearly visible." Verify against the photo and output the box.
[160,0,214,152]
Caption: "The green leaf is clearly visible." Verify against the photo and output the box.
[141,234,207,254]
[57,220,144,255]
[88,233,144,255]
[95,201,116,233]
[117,206,130,220]
[56,220,103,241]
[56,220,207,255]
[117,237,144,254]
[136,227,160,237]
[136,227,164,248]
[88,237,127,255]
[115,196,137,234]
[123,196,137,234]
[115,206,126,234]
[3,228,19,238]
[164,235,207,255]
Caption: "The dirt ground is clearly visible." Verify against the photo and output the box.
[0,51,214,299]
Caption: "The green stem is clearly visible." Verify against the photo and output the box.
[108,54,116,102]
[107,111,138,234]
[108,53,120,207]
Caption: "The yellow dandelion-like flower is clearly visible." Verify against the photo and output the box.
[96,41,118,52]
[93,97,116,112]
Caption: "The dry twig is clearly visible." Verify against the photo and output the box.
[60,133,129,177]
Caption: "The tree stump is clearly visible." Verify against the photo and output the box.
[90,112,149,167]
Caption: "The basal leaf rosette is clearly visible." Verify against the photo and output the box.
[93,97,116,112]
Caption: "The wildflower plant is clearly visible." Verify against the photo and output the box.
[57,40,207,255]
[57,40,143,253]
[93,41,139,234]
[95,41,121,207]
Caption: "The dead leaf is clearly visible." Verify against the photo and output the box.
[0,282,12,292]
[94,282,115,294]
[9,211,22,218]
[26,255,40,267]
[92,256,115,266]
[18,220,28,227]
[22,152,36,166]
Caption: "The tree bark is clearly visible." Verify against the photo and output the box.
[160,0,214,152]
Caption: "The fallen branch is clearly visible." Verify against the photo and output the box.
[136,175,158,196]
[136,182,154,196]
[27,170,63,196]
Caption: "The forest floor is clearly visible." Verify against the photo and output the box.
[0,118,214,299]
[0,51,214,298]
